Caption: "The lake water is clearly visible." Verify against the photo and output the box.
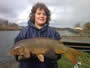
[0,31,20,62]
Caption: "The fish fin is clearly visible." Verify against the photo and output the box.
[18,55,23,60]
[8,51,11,55]
[24,48,30,58]
[65,51,77,64]
[37,54,44,62]
[69,48,82,57]
[64,48,82,64]
[56,50,64,54]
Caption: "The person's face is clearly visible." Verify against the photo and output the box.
[35,8,47,26]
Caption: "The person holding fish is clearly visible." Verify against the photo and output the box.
[15,2,61,68]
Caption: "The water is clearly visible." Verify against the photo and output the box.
[0,31,20,62]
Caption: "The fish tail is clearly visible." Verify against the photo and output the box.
[64,48,82,64]
[69,48,82,57]
[65,52,77,64]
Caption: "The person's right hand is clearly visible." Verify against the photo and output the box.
[18,55,28,60]
[16,53,31,61]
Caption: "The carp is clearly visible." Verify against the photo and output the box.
[8,37,81,64]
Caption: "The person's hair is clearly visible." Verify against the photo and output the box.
[29,2,51,24]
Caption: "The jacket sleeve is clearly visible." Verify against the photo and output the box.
[54,31,62,60]
[54,31,61,40]
[46,30,62,63]
[14,27,28,62]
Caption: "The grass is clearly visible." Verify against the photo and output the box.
[57,52,90,68]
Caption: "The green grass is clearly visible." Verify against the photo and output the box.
[57,52,90,68]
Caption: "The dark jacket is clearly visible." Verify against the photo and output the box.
[15,21,61,68]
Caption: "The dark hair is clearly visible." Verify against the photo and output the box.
[29,2,51,24]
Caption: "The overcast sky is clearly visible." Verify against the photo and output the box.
[0,0,90,28]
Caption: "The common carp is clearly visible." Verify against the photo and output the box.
[8,37,81,64]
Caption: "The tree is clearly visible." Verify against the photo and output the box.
[83,22,90,32]
[83,22,90,37]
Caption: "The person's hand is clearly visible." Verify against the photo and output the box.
[18,55,25,60]
[45,49,62,63]
[45,49,57,59]
[17,54,31,61]
[37,54,44,62]
[16,52,31,61]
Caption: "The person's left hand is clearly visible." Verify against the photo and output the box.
[36,54,44,62]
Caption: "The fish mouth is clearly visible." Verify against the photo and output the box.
[8,47,25,56]
[8,50,19,55]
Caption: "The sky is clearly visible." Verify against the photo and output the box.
[0,0,90,28]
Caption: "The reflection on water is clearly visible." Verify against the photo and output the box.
[0,31,20,62]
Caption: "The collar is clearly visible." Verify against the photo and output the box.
[28,20,48,32]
